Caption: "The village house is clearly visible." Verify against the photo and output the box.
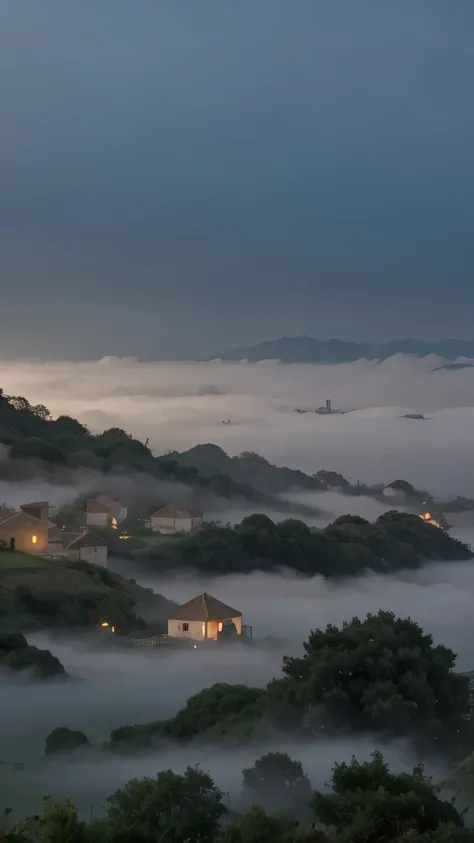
[66,531,108,567]
[86,496,127,529]
[0,511,49,553]
[150,503,203,534]
[168,593,242,640]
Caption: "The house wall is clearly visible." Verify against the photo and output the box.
[67,545,108,567]
[207,616,242,640]
[81,545,108,567]
[0,517,48,553]
[86,512,110,527]
[168,619,206,639]
[97,497,127,523]
[151,516,194,534]
[47,541,66,557]
[167,615,242,640]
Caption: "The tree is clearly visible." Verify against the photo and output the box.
[45,727,91,756]
[106,766,225,843]
[280,611,472,750]
[31,404,51,421]
[311,752,467,843]
[224,805,314,843]
[315,470,349,488]
[242,753,312,819]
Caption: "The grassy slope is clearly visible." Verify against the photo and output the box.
[0,551,51,570]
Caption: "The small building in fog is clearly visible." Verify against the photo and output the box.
[85,496,127,530]
[150,503,203,534]
[66,531,108,567]
[168,593,242,641]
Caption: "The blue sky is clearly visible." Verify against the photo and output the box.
[1,1,473,359]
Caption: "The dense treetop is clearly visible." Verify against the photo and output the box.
[129,510,471,578]
[2,752,473,843]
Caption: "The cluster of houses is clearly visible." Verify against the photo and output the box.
[0,501,108,566]
[85,496,203,535]
[0,494,204,570]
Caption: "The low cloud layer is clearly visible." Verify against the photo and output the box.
[2,355,474,494]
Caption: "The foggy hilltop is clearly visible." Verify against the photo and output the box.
[211,336,474,365]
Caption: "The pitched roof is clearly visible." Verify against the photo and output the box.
[152,503,203,519]
[66,531,107,550]
[86,499,111,514]
[0,511,45,527]
[20,500,49,509]
[48,525,70,543]
[168,593,241,622]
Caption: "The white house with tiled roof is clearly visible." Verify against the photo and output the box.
[150,503,203,534]
[86,496,127,529]
[168,593,242,640]
[66,531,108,567]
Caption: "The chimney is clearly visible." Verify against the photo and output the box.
[326,399,331,412]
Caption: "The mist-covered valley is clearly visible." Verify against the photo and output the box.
[2,357,474,832]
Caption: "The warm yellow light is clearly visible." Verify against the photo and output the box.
[111,517,118,530]
[201,622,206,637]
[218,622,223,633]
[32,535,37,544]
[111,625,116,633]
[101,622,109,628]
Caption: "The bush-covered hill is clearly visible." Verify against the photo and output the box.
[129,511,472,578]
[107,611,474,760]
[0,558,176,633]
[0,391,272,505]
[0,631,66,679]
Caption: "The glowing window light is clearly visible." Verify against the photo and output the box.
[218,622,223,633]
[201,622,206,637]
[32,535,37,544]
[101,622,109,628]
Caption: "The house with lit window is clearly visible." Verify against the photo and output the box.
[0,511,49,553]
[168,593,243,640]
[86,496,127,529]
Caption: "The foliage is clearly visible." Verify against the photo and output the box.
[277,611,471,752]
[241,753,312,819]
[108,610,473,758]
[144,511,471,579]
[45,727,91,756]
[224,805,314,842]
[106,766,225,843]
[109,683,267,751]
[0,631,66,679]
[312,751,465,843]
[3,753,474,843]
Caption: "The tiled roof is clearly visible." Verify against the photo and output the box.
[66,531,107,550]
[0,511,44,526]
[168,593,241,622]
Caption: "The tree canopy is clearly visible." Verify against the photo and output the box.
[2,752,473,843]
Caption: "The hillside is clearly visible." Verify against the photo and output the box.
[128,511,472,578]
[161,444,325,497]
[0,391,275,506]
[212,335,474,364]
[0,556,176,633]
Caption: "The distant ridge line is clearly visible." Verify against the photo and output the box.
[209,336,474,365]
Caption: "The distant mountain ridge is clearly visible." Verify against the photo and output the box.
[211,336,474,364]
